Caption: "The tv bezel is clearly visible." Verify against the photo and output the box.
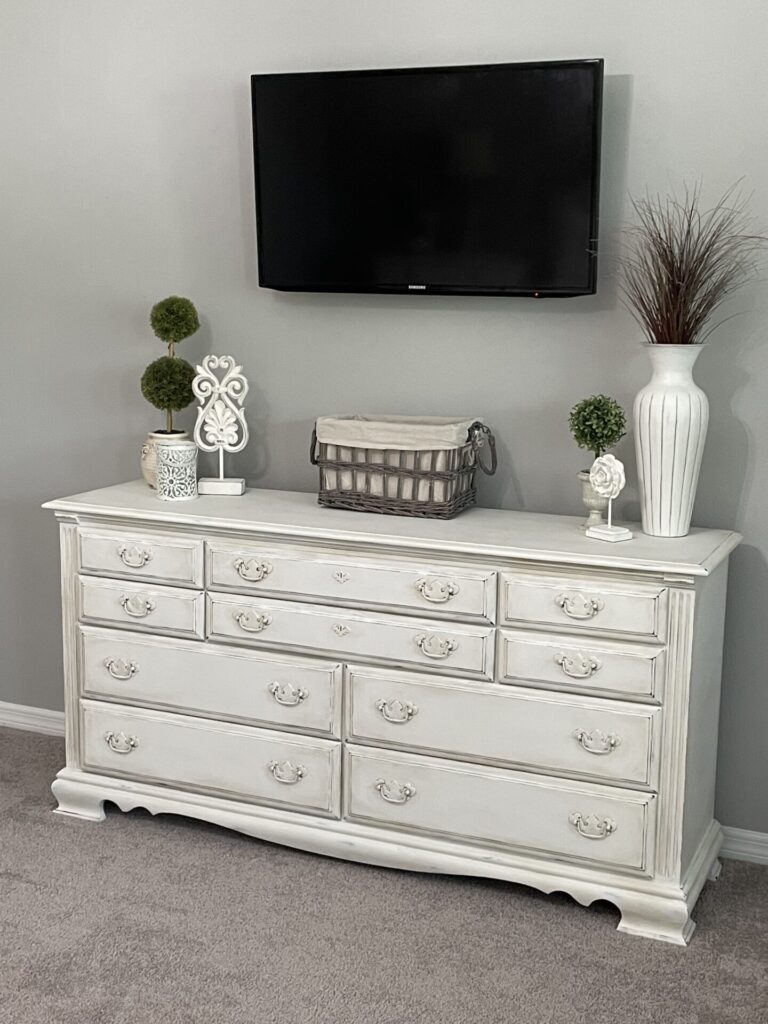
[251,58,604,298]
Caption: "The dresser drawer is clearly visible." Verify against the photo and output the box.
[345,745,653,871]
[207,542,496,622]
[80,627,342,737]
[81,700,341,817]
[79,576,204,639]
[79,528,203,587]
[208,593,495,679]
[498,630,665,701]
[346,668,658,787]
[501,573,668,640]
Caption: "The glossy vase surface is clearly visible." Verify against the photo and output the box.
[634,344,709,538]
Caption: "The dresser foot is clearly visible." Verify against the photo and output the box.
[614,893,694,945]
[51,775,106,822]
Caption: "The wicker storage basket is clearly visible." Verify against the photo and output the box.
[310,415,496,519]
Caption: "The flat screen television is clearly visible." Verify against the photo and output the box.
[251,58,603,297]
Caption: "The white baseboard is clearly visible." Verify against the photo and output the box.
[0,700,65,737]
[721,826,768,865]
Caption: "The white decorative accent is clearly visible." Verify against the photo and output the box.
[104,657,138,681]
[577,469,609,529]
[569,812,617,839]
[118,543,152,568]
[104,730,139,754]
[585,455,633,543]
[269,681,308,706]
[375,778,416,804]
[332,623,351,637]
[119,594,156,618]
[193,355,248,495]
[233,557,273,582]
[156,439,198,502]
[415,577,460,604]
[233,610,272,633]
[572,728,621,755]
[414,633,458,660]
[634,344,709,538]
[375,698,418,724]
[332,570,351,584]
[267,760,305,784]
[555,592,604,620]
[555,651,602,679]
[140,430,190,490]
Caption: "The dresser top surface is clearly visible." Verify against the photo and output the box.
[44,481,740,577]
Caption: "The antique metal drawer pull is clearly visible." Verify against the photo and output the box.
[568,812,617,840]
[414,633,458,660]
[555,651,602,679]
[332,570,351,584]
[415,577,460,604]
[555,592,605,620]
[103,657,138,681]
[233,557,273,582]
[104,730,139,754]
[267,760,305,784]
[233,610,273,633]
[375,778,416,804]
[269,681,308,706]
[573,728,621,755]
[120,594,156,618]
[376,698,418,724]
[118,544,152,569]
[332,623,351,637]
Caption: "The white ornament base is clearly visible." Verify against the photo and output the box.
[586,524,634,543]
[197,477,246,496]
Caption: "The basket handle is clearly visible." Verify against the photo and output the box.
[309,426,319,466]
[469,422,497,476]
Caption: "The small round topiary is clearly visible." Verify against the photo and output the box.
[150,296,200,347]
[141,356,196,413]
[569,394,627,461]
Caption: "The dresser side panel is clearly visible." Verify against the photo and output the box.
[58,521,82,768]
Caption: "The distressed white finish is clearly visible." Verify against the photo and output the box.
[44,482,740,944]
[634,344,710,538]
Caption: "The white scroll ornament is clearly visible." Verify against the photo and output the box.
[585,454,633,543]
[192,355,249,495]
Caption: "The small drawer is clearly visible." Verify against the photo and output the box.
[80,627,342,737]
[501,573,668,640]
[498,630,665,701]
[81,700,341,817]
[207,541,496,623]
[346,667,659,787]
[207,593,495,679]
[345,745,654,872]
[79,576,204,639]
[79,528,203,587]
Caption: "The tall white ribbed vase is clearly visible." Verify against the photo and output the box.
[634,344,709,537]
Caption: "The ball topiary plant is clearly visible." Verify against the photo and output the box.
[142,296,200,432]
[569,394,627,463]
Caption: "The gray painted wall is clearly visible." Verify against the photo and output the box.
[1,1,766,832]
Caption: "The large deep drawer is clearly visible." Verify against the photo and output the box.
[207,592,495,679]
[81,700,341,817]
[207,541,496,622]
[345,745,654,872]
[346,667,659,787]
[80,627,342,737]
[79,576,204,639]
[79,527,203,587]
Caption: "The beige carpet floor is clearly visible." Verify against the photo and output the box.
[1,726,766,1024]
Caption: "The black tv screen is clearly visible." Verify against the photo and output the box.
[251,59,603,297]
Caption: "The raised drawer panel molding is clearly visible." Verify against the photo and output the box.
[44,482,740,945]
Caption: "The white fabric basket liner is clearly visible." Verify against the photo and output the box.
[315,415,480,451]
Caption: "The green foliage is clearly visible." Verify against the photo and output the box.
[141,356,196,414]
[569,394,627,460]
[150,296,200,347]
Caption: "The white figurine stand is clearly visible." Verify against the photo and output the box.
[585,455,633,543]
[192,355,249,496]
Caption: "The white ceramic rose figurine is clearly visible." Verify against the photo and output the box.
[585,455,633,543]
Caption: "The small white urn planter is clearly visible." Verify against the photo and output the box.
[634,344,709,537]
[577,470,609,529]
[140,430,190,489]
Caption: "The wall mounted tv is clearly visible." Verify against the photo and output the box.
[251,58,603,297]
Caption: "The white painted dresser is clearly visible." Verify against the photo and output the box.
[44,482,740,944]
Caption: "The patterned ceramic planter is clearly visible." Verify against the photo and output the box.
[141,430,189,489]
[156,439,198,501]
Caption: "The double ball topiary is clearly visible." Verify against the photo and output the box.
[143,296,200,432]
[569,394,627,462]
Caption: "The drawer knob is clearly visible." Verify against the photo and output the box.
[267,759,305,784]
[118,544,152,569]
[234,610,273,633]
[332,623,351,637]
[332,570,351,584]
[119,594,156,618]
[269,681,308,706]
[415,577,460,604]
[233,557,273,582]
[375,778,416,804]
[415,632,458,660]
[568,812,617,840]
[555,651,602,679]
[573,728,621,755]
[103,657,138,681]
[376,698,419,724]
[104,730,139,754]
[555,591,605,620]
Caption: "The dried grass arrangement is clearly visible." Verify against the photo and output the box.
[618,183,766,345]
